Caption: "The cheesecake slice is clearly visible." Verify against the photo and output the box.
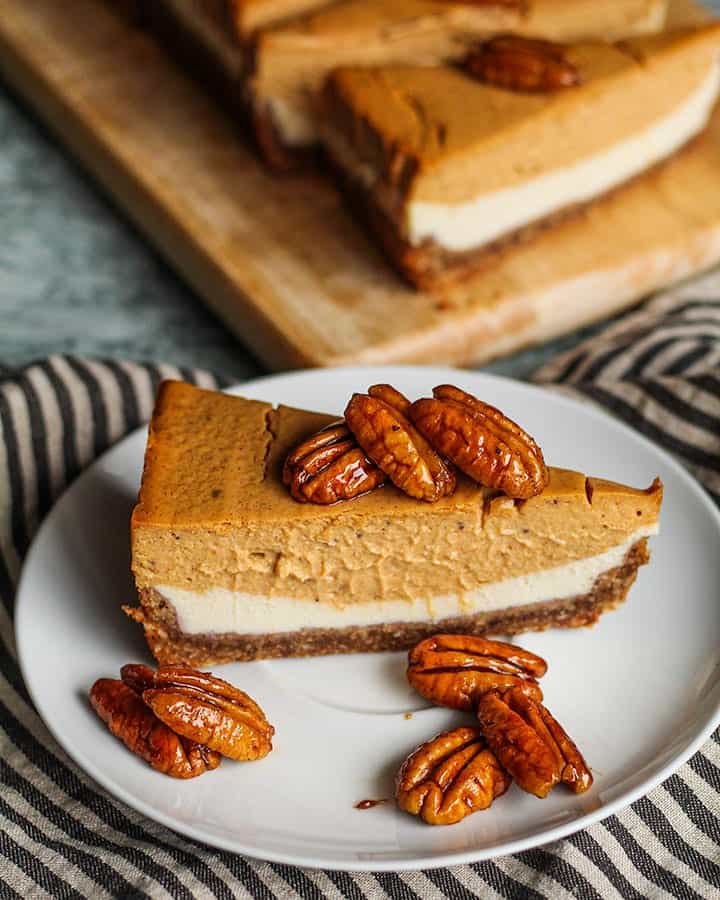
[127,381,662,666]
[249,0,667,168]
[321,24,720,289]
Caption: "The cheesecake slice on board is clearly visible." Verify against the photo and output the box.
[127,382,662,666]
[249,0,667,168]
[321,23,720,290]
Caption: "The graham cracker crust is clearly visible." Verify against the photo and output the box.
[125,540,650,667]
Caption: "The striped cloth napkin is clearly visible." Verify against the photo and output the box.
[1,273,719,899]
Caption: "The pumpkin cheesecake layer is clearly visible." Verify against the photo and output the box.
[129,382,662,664]
[321,24,720,287]
[250,0,667,166]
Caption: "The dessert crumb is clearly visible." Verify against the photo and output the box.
[404,712,413,720]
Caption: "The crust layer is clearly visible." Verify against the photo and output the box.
[126,540,650,666]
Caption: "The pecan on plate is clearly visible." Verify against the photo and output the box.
[407,633,546,711]
[120,662,155,694]
[477,687,592,797]
[89,678,221,778]
[465,35,581,93]
[345,385,456,502]
[409,385,549,499]
[283,421,386,504]
[141,666,275,761]
[396,726,510,825]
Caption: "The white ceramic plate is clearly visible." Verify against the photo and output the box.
[15,367,720,872]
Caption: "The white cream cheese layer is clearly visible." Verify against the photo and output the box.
[406,62,720,251]
[158,525,657,636]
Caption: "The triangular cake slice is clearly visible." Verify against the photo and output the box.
[128,382,662,666]
[321,23,720,289]
[250,0,667,167]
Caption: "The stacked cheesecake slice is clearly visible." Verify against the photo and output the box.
[248,0,669,168]
[113,1,720,290]
[119,0,670,170]
[321,25,720,288]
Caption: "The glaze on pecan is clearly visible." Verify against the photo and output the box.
[283,421,386,504]
[90,678,221,778]
[408,633,546,711]
[409,385,549,498]
[345,385,456,502]
[477,687,592,797]
[141,666,275,761]
[396,727,511,825]
[508,688,593,793]
[120,662,155,695]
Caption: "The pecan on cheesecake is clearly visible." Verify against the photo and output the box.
[249,0,667,169]
[126,381,662,666]
[320,23,720,289]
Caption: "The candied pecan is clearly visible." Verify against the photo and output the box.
[407,633,546,711]
[409,384,548,499]
[366,383,412,415]
[478,687,592,797]
[465,35,581,93]
[505,688,593,793]
[396,726,510,825]
[89,678,221,778]
[141,666,275,761]
[283,421,386,504]
[120,662,155,694]
[345,385,456,502]
[477,689,558,798]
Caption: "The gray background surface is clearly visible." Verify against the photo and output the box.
[2,1,719,382]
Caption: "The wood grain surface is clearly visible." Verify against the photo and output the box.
[0,0,718,370]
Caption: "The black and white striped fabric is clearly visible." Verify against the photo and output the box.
[1,279,719,898]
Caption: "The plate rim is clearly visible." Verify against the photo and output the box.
[15,364,720,872]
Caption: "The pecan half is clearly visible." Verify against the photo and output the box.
[89,678,221,778]
[120,662,155,694]
[396,726,510,825]
[409,385,549,499]
[477,687,592,797]
[283,421,386,504]
[141,666,275,761]
[407,633,546,710]
[465,35,581,93]
[345,385,456,502]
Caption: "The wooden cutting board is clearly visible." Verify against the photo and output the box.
[1,0,718,370]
